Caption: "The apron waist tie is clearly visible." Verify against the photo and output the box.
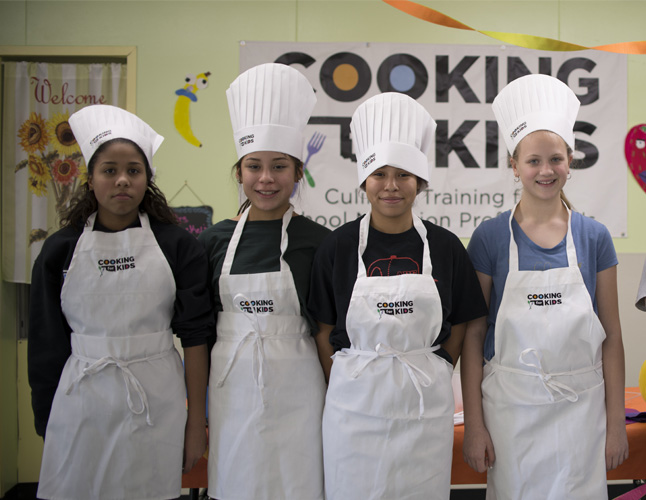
[218,293,269,405]
[215,330,307,402]
[215,329,267,405]
[65,348,173,426]
[488,348,602,403]
[343,343,440,419]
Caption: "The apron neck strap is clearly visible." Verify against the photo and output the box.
[357,209,433,278]
[508,201,578,272]
[84,212,149,233]
[221,205,294,276]
[139,212,151,230]
[85,213,97,232]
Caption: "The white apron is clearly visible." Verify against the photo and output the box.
[322,212,455,500]
[37,212,187,500]
[208,206,326,500]
[482,204,607,500]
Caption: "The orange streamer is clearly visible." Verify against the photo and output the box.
[383,0,646,55]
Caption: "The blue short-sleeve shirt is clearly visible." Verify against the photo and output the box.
[467,210,617,360]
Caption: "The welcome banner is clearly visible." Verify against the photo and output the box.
[240,42,627,238]
[2,62,127,283]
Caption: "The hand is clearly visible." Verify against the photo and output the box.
[463,423,496,473]
[182,419,207,475]
[605,422,629,471]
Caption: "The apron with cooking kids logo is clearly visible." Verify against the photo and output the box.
[482,203,607,500]
[322,211,455,500]
[208,205,326,500]
[38,212,186,500]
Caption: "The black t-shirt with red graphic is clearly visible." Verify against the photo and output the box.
[308,215,487,364]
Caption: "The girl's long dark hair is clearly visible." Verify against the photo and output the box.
[59,138,177,228]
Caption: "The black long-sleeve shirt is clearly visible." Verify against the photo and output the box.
[28,216,214,436]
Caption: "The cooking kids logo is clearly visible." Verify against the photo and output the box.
[97,256,135,274]
[90,130,112,146]
[527,292,562,308]
[239,134,255,147]
[271,49,601,170]
[362,153,376,169]
[239,299,274,313]
[376,300,414,318]
[510,122,527,140]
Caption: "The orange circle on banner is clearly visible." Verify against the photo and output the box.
[333,64,359,91]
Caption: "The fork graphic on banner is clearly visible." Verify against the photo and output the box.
[303,132,326,187]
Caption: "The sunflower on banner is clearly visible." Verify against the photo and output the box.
[16,111,87,217]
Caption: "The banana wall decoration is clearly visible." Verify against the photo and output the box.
[174,72,210,147]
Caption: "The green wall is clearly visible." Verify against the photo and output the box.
[1,0,645,493]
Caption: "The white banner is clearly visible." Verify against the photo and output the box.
[240,42,627,237]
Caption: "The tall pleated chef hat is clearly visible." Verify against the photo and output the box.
[69,105,164,171]
[492,74,580,155]
[227,63,316,160]
[351,92,436,185]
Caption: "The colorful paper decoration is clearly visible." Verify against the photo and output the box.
[625,124,646,193]
[383,0,646,54]
[174,72,210,147]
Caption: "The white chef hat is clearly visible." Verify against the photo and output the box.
[636,259,646,311]
[492,74,580,155]
[351,92,436,185]
[69,105,164,171]
[227,63,316,161]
